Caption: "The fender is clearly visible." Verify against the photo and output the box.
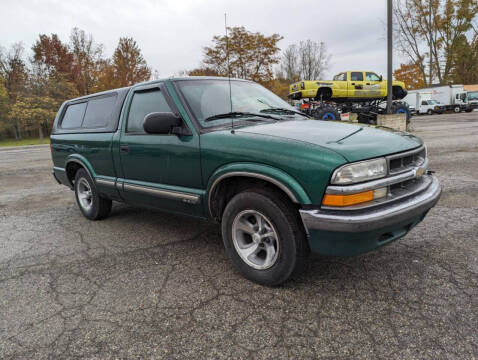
[64,154,97,187]
[206,162,312,216]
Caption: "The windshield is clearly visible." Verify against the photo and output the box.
[176,79,299,128]
[468,91,478,101]
[428,100,438,104]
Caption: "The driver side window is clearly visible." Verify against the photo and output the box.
[366,72,380,81]
[127,88,172,133]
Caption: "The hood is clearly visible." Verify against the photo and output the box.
[235,120,422,162]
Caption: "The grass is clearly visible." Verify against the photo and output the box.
[0,137,50,147]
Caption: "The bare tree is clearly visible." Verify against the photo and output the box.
[393,0,429,85]
[298,40,330,80]
[69,27,103,95]
[394,0,478,85]
[280,44,299,82]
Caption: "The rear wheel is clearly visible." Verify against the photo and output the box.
[391,102,411,122]
[392,86,407,100]
[221,188,308,286]
[312,106,340,121]
[74,168,112,220]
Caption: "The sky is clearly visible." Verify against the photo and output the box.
[0,0,399,79]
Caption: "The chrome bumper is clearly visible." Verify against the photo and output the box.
[300,174,441,233]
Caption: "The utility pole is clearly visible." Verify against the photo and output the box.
[429,0,432,86]
[387,0,393,114]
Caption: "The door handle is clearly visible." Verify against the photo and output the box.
[351,82,355,85]
[120,145,129,154]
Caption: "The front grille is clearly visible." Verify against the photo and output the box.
[387,146,426,175]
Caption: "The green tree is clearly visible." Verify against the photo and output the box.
[0,43,28,138]
[451,34,478,84]
[0,75,9,136]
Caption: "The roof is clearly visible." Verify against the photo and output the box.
[65,77,252,103]
[464,84,478,91]
[66,86,131,104]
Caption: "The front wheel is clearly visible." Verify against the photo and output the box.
[221,188,308,286]
[312,106,340,121]
[427,109,433,115]
[454,106,461,113]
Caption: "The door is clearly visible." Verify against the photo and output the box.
[365,72,384,98]
[455,92,466,106]
[332,72,348,98]
[118,83,203,216]
[348,71,366,98]
[420,100,429,114]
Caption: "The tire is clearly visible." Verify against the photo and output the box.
[312,106,340,121]
[315,88,332,101]
[221,188,308,286]
[454,106,461,113]
[465,108,473,113]
[427,109,433,115]
[392,86,407,100]
[74,168,112,220]
[391,102,411,122]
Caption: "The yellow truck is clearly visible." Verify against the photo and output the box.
[289,71,407,102]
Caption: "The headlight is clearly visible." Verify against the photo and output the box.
[331,158,387,185]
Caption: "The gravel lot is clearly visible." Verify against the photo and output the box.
[1,112,477,359]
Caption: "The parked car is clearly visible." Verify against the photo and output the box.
[419,99,445,115]
[51,77,441,286]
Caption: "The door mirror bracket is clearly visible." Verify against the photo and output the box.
[171,125,192,136]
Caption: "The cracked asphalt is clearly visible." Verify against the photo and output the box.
[1,112,477,359]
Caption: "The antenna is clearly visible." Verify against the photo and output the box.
[225,13,234,132]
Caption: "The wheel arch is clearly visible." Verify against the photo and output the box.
[316,87,333,101]
[64,155,96,187]
[206,164,311,220]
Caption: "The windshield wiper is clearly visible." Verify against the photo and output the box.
[260,107,310,118]
[204,111,280,122]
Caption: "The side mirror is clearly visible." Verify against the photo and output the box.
[379,75,383,81]
[143,112,188,135]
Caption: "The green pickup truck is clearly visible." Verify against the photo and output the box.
[51,77,441,286]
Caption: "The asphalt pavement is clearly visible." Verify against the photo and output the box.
[1,112,477,359]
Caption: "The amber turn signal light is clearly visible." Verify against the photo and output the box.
[322,191,374,207]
